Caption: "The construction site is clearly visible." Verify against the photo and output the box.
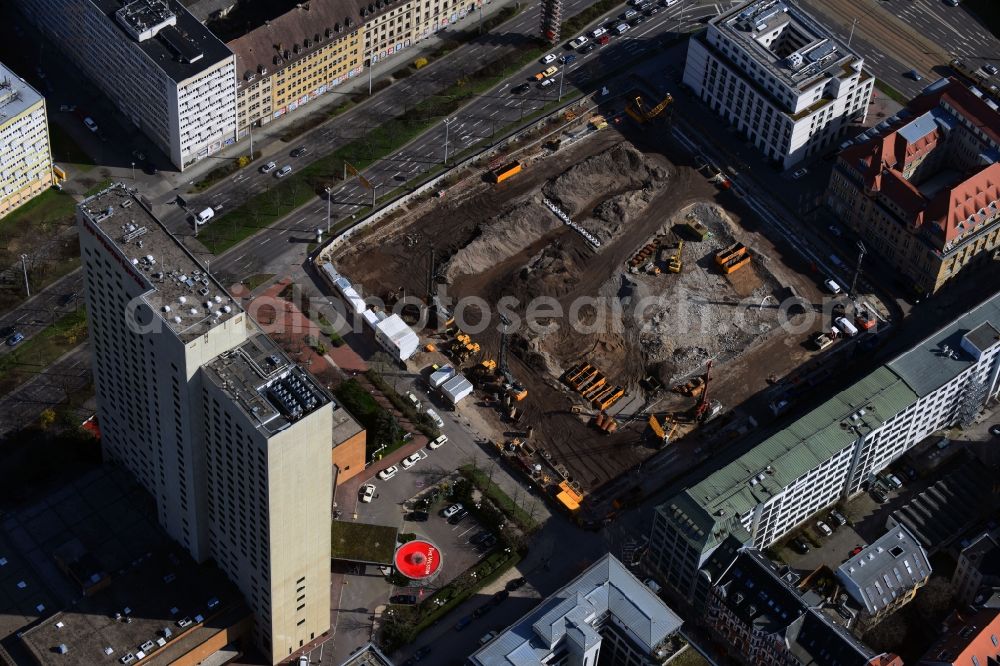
[329,100,831,507]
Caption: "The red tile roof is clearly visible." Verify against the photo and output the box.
[918,607,1000,665]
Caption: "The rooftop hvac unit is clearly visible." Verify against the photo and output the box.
[786,53,804,70]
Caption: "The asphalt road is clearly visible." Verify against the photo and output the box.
[0,344,91,436]
[170,0,733,279]
[0,272,82,356]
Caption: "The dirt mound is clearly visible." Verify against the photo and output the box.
[445,199,562,280]
[542,143,669,248]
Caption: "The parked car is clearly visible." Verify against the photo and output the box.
[477,534,498,550]
[448,508,469,525]
[6,332,24,346]
[559,54,576,64]
[360,484,376,503]
[590,27,608,38]
[512,83,531,94]
[539,78,555,88]
[568,35,588,48]
[990,424,1000,437]
[580,42,597,53]
[984,64,999,76]
[908,69,923,81]
[377,465,399,481]
[472,603,492,618]
[849,545,864,557]
[790,538,810,554]
[454,616,472,631]
[260,161,278,174]
[886,473,904,489]
[870,487,888,503]
[425,408,444,429]
[816,520,833,537]
[823,278,843,294]
[275,165,292,178]
[493,590,509,603]
[390,594,417,605]
[429,434,448,449]
[506,577,526,591]
[470,531,493,545]
[541,53,557,64]
[401,452,422,469]
[83,117,98,132]
[533,65,558,80]
[406,511,429,522]
[290,146,309,157]
[441,503,463,518]
[829,510,847,527]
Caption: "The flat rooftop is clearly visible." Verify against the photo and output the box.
[78,184,243,343]
[332,399,364,447]
[714,0,862,92]
[202,333,332,434]
[0,61,44,123]
[20,549,248,666]
[88,0,232,83]
[0,466,250,666]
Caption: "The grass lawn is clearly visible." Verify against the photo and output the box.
[242,273,276,291]
[84,179,114,197]
[874,79,907,105]
[330,521,398,563]
[334,378,406,458]
[461,465,540,533]
[0,308,88,396]
[48,123,95,172]
[0,188,76,230]
[669,646,712,666]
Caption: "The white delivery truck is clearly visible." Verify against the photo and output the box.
[196,207,214,225]
[835,317,859,337]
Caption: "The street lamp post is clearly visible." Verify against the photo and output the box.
[443,117,456,165]
[131,162,136,181]
[557,64,566,102]
[325,186,332,233]
[20,254,29,297]
[849,240,867,300]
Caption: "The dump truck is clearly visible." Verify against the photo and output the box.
[488,161,523,184]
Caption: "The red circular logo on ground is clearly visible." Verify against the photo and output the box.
[394,540,442,580]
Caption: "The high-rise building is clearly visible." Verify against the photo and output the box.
[649,291,1000,607]
[0,62,53,218]
[826,78,1000,296]
[682,0,873,168]
[16,0,236,170]
[77,183,332,663]
[469,554,684,666]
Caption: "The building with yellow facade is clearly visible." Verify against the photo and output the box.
[0,62,53,218]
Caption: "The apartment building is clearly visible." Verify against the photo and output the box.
[649,291,1000,605]
[709,549,903,666]
[16,0,236,170]
[682,0,873,168]
[953,531,1000,606]
[0,63,53,218]
[826,78,1000,296]
[77,183,333,664]
[205,0,477,138]
[835,525,930,631]
[469,554,684,666]
[918,607,1000,666]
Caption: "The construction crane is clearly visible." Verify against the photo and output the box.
[625,93,674,124]
[694,360,713,422]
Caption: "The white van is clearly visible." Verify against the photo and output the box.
[835,316,859,338]
[196,208,214,225]
[425,408,444,429]
[614,22,630,35]
[590,27,607,38]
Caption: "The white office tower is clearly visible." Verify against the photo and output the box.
[683,0,874,168]
[77,183,331,663]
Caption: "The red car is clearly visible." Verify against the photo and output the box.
[597,35,610,45]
